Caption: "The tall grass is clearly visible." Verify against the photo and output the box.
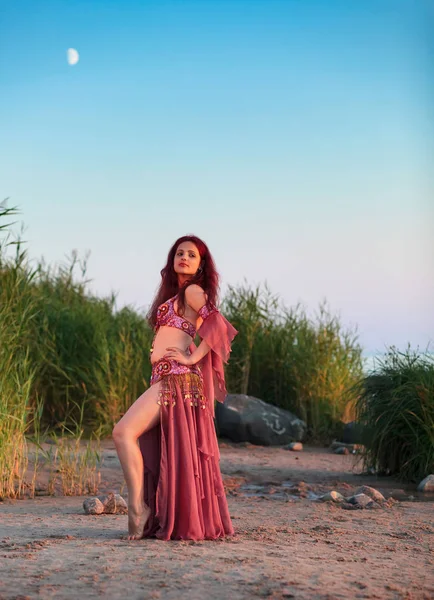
[0,209,152,435]
[30,254,152,433]
[2,208,364,456]
[30,400,102,496]
[354,346,434,482]
[0,206,150,498]
[223,283,364,441]
[0,206,39,498]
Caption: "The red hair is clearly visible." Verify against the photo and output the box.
[147,235,220,328]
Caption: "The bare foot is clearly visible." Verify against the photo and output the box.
[126,504,151,541]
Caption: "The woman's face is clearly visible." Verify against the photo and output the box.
[174,241,201,277]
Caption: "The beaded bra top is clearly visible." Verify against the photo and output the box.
[155,295,197,339]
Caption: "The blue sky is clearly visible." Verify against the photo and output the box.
[1,0,433,354]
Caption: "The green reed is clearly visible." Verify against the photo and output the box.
[0,205,148,497]
[223,283,364,442]
[354,346,434,482]
[2,206,364,452]
[30,399,103,496]
[13,247,152,433]
[0,205,39,498]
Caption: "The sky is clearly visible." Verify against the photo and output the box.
[1,0,433,355]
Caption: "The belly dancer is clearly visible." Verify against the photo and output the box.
[112,235,238,541]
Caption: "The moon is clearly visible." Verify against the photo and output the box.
[67,48,79,66]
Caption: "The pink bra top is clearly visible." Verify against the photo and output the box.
[155,295,197,339]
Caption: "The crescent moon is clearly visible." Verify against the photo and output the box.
[67,48,79,66]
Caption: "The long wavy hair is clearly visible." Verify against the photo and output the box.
[147,235,220,328]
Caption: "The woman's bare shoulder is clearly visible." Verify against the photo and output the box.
[185,284,207,310]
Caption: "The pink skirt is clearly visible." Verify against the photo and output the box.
[138,358,235,541]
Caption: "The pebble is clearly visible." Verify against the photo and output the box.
[83,493,128,515]
[99,493,128,514]
[284,442,303,452]
[320,491,345,503]
[334,447,349,455]
[417,475,434,492]
[347,493,373,508]
[83,497,104,515]
[355,485,386,503]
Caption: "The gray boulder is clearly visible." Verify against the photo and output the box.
[216,394,306,446]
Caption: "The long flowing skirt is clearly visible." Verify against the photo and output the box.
[138,358,234,541]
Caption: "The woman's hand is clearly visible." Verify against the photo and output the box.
[164,346,193,366]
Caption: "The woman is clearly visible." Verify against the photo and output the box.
[112,235,238,541]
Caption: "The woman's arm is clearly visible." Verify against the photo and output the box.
[165,284,238,412]
[186,338,211,365]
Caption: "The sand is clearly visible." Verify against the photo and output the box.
[0,441,433,600]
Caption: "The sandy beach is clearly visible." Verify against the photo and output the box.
[1,441,433,600]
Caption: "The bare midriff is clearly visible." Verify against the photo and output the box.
[150,325,195,364]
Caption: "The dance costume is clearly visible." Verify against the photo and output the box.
[138,293,237,540]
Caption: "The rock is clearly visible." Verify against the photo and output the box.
[365,500,381,510]
[334,446,350,455]
[84,493,128,515]
[284,442,303,452]
[98,493,128,514]
[320,491,345,503]
[355,485,385,503]
[330,441,364,454]
[215,394,306,446]
[341,421,365,444]
[417,475,434,492]
[83,497,104,515]
[331,441,351,450]
[347,493,373,508]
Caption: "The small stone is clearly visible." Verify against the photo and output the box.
[320,491,345,503]
[334,446,349,455]
[331,441,364,454]
[347,493,372,508]
[355,485,386,503]
[330,441,354,451]
[83,497,104,515]
[417,475,434,492]
[97,493,128,514]
[284,442,303,451]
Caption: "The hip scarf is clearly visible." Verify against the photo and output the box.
[150,357,202,386]
[150,357,207,410]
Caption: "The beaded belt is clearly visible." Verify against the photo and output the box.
[150,357,202,386]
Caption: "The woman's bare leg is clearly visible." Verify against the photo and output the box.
[112,381,161,540]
